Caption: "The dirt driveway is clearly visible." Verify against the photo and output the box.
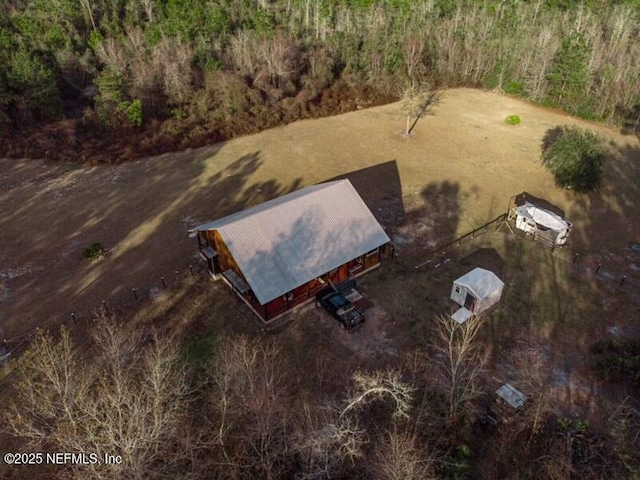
[1,88,639,338]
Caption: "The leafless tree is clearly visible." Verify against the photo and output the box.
[371,425,437,480]
[208,334,291,480]
[429,314,489,422]
[152,36,194,105]
[403,36,426,88]
[341,369,415,421]
[400,85,439,136]
[5,315,203,480]
[292,399,365,479]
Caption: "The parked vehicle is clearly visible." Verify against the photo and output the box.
[316,287,365,331]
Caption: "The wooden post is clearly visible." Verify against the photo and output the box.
[620,275,627,287]
[71,312,76,323]
[161,276,167,288]
[132,288,138,301]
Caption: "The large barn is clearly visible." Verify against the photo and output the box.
[190,179,393,321]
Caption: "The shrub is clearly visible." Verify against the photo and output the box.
[541,126,605,192]
[505,82,524,96]
[505,115,521,125]
[127,99,143,127]
[82,242,106,260]
[592,339,640,381]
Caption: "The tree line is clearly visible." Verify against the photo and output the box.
[3,314,639,479]
[1,0,640,160]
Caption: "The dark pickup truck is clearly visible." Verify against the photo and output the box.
[316,287,365,332]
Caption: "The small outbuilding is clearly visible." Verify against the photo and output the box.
[513,201,572,246]
[450,267,504,323]
[491,383,528,423]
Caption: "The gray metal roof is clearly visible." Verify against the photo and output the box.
[454,267,504,299]
[514,201,571,232]
[192,180,391,305]
[496,383,527,409]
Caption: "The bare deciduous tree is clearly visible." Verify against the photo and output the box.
[292,400,365,479]
[403,36,426,88]
[341,369,415,420]
[152,36,194,105]
[208,334,291,480]
[371,426,437,480]
[400,85,439,136]
[5,315,202,480]
[430,314,488,421]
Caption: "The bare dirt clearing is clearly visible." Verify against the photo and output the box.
[1,88,639,344]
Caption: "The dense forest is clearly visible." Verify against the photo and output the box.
[1,0,640,161]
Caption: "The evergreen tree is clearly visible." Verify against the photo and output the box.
[541,126,605,192]
[547,33,590,110]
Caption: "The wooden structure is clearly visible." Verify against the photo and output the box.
[191,180,392,322]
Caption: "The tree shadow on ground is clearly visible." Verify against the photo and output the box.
[565,141,640,251]
[513,191,566,218]
[407,180,461,250]
[323,160,405,229]
[0,147,303,338]
[459,248,505,278]
[407,90,442,135]
[616,102,640,138]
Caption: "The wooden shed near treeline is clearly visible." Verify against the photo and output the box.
[190,180,393,322]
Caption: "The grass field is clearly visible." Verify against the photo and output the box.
[1,87,638,347]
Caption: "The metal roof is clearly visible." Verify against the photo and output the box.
[454,267,504,299]
[514,201,571,232]
[192,180,391,305]
[496,383,527,409]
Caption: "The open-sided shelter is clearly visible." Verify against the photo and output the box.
[450,267,504,323]
[513,201,572,246]
[190,180,392,321]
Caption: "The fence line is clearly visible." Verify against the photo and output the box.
[412,214,638,295]
[1,260,209,363]
[414,213,508,269]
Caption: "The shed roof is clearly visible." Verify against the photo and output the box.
[496,383,527,409]
[514,201,571,232]
[454,267,504,299]
[191,180,390,304]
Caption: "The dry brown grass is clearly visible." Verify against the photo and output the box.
[0,88,638,345]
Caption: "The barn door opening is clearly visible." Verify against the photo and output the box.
[207,255,220,275]
[464,293,476,311]
[200,246,219,275]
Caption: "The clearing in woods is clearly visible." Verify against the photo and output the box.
[1,88,639,357]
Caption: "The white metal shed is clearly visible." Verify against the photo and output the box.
[450,267,504,316]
